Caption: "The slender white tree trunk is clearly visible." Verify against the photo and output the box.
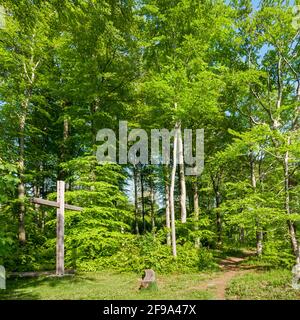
[150,178,155,234]
[133,166,140,235]
[140,169,146,233]
[17,47,39,244]
[165,172,171,246]
[193,181,200,248]
[33,184,41,226]
[18,104,27,245]
[284,137,299,263]
[251,152,263,256]
[177,125,187,223]
[59,111,69,181]
[170,125,179,257]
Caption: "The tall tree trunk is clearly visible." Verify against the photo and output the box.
[39,165,47,233]
[177,125,187,223]
[18,104,27,245]
[59,109,69,181]
[212,173,222,245]
[150,178,155,234]
[170,125,179,257]
[64,117,69,143]
[256,231,263,256]
[165,176,171,246]
[284,137,299,263]
[18,47,39,244]
[90,98,99,147]
[141,169,146,233]
[215,190,222,245]
[239,228,245,244]
[251,152,263,256]
[63,115,69,171]
[133,166,140,235]
[33,184,40,227]
[193,180,200,248]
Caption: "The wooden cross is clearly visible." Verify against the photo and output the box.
[32,181,83,276]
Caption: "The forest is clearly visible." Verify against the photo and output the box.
[0,0,300,300]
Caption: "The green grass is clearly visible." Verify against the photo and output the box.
[2,266,300,300]
[226,269,300,300]
[0,271,215,300]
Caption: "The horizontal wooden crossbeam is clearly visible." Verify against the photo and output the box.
[8,270,75,278]
[31,197,83,212]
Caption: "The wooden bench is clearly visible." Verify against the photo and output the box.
[139,269,156,289]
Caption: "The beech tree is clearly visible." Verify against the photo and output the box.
[0,0,299,273]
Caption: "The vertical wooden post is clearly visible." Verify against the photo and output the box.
[56,180,65,276]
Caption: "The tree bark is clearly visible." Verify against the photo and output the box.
[215,190,222,245]
[284,137,299,263]
[193,180,200,248]
[18,89,32,245]
[90,98,99,147]
[212,172,222,245]
[18,105,26,245]
[140,168,146,233]
[251,151,263,256]
[18,48,40,244]
[59,109,69,181]
[165,177,171,246]
[133,166,140,235]
[150,177,155,234]
[239,228,245,244]
[211,172,222,245]
[170,125,179,257]
[177,125,187,223]
[63,115,69,163]
[256,231,263,256]
[33,184,41,227]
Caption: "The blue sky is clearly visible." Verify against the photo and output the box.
[252,0,260,10]
[252,0,296,9]
[227,0,296,10]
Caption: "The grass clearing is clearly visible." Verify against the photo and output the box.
[2,262,300,300]
[226,269,300,300]
[0,271,216,300]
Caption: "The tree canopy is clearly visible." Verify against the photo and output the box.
[0,0,299,273]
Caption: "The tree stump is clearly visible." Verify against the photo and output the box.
[139,269,157,290]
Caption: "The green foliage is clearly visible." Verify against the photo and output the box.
[176,216,216,245]
[0,1,299,291]
[43,156,135,269]
[76,233,218,274]
[248,240,295,269]
[0,231,14,265]
[0,160,19,202]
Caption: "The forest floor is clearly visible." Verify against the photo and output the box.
[1,251,299,300]
[195,254,253,299]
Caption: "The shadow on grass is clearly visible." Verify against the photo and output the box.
[0,273,96,300]
[0,278,41,300]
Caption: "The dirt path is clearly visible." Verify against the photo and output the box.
[196,254,253,300]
